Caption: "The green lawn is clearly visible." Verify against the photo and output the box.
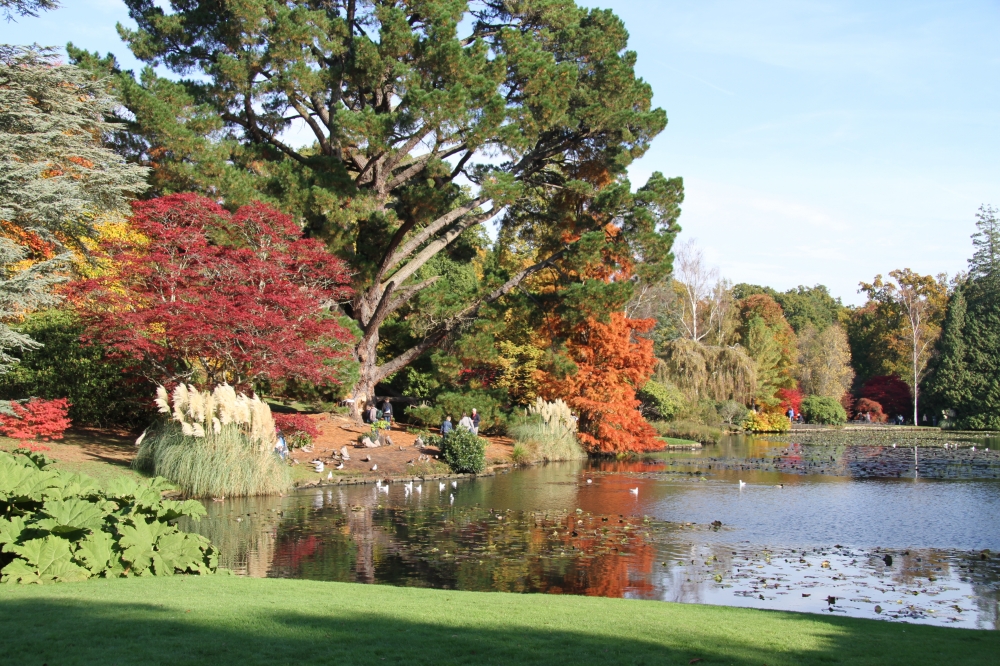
[1,576,995,665]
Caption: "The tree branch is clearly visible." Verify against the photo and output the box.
[373,249,565,382]
[382,208,495,290]
[379,196,489,278]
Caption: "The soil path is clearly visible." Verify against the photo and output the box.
[288,413,514,483]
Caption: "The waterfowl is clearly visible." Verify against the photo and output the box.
[630,487,639,495]
[452,481,458,489]
[371,464,378,471]
[439,482,446,491]
[327,471,333,480]
[335,461,345,470]
[586,479,593,484]
[739,480,746,488]
[415,485,422,494]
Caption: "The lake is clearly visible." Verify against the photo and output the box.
[182,435,1000,629]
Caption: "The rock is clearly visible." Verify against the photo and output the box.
[384,434,395,447]
[362,436,378,448]
[415,436,424,448]
[340,446,350,460]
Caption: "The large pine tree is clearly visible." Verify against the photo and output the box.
[69,0,680,417]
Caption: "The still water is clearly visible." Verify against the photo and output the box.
[183,436,1000,629]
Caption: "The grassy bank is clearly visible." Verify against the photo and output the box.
[1,577,996,665]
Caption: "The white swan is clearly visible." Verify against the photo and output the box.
[439,482,445,492]
[629,487,639,495]
[739,480,746,489]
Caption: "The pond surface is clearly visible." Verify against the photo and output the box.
[183,435,1000,629]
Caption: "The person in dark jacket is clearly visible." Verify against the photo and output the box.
[440,415,453,436]
[381,398,393,425]
[471,408,481,435]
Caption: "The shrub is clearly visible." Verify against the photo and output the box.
[742,411,791,433]
[860,375,911,420]
[636,380,684,421]
[135,385,290,497]
[508,398,586,462]
[0,449,217,583]
[800,395,847,425]
[853,398,886,423]
[510,443,530,466]
[651,419,723,444]
[272,413,320,448]
[718,400,750,428]
[0,398,71,449]
[0,310,153,428]
[438,428,487,474]
[405,391,507,435]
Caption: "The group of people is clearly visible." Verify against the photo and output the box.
[364,398,394,425]
[440,409,481,436]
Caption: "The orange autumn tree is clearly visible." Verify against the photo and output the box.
[542,312,660,454]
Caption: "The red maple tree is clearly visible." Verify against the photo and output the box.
[542,312,660,454]
[71,194,354,389]
[860,375,912,420]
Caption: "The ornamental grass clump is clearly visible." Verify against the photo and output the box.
[508,398,586,463]
[135,384,290,498]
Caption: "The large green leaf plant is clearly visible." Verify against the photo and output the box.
[0,449,217,584]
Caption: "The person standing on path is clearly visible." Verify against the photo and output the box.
[471,408,480,435]
[440,415,453,436]
[381,398,393,425]
[458,412,474,431]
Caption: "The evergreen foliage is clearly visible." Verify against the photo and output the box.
[0,310,152,428]
[0,0,57,21]
[438,428,487,475]
[0,46,148,372]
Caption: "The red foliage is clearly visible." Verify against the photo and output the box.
[860,375,912,419]
[854,398,886,423]
[777,387,803,416]
[71,194,354,389]
[0,398,72,447]
[273,413,321,447]
[840,392,855,419]
[542,312,660,454]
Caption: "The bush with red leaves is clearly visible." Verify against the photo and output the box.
[0,398,72,450]
[860,375,912,420]
[777,387,803,416]
[273,413,321,448]
[71,194,355,390]
[853,397,886,423]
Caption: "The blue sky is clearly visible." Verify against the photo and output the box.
[4,1,999,304]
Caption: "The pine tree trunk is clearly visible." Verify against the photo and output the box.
[349,286,383,423]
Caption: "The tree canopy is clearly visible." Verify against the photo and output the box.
[70,0,680,417]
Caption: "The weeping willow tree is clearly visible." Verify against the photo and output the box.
[656,338,757,404]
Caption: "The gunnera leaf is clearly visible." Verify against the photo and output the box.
[2,535,89,584]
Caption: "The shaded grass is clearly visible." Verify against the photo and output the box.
[0,576,996,665]
[0,430,152,484]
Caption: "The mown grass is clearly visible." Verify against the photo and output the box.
[0,576,995,665]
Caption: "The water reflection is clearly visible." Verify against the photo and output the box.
[181,436,1000,630]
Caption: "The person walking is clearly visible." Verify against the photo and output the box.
[381,398,393,425]
[440,415,453,436]
[458,412,474,431]
[471,408,480,435]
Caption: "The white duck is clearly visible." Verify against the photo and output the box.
[629,487,639,496]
